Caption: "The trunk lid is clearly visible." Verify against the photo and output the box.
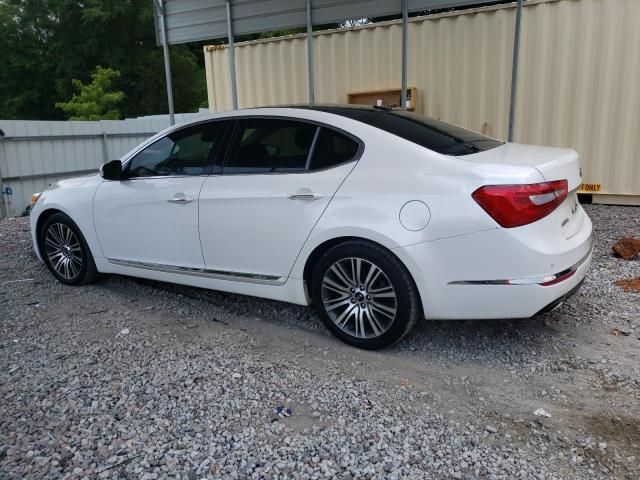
[461,142,582,191]
[461,142,584,239]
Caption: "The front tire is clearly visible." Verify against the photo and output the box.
[311,241,421,349]
[39,213,99,286]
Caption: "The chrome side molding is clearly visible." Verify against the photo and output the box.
[107,258,285,285]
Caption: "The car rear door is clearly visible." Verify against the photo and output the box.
[198,117,362,281]
[93,121,228,270]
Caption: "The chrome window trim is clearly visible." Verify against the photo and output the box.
[124,174,212,181]
[107,258,285,285]
[119,114,365,177]
[219,116,364,176]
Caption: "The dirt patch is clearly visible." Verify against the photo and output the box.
[614,277,640,293]
[582,413,640,449]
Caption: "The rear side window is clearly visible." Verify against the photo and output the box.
[310,128,359,170]
[360,111,502,155]
[225,119,317,173]
[309,107,502,156]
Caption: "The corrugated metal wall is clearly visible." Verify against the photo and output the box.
[206,6,516,137]
[0,112,206,218]
[204,0,640,200]
[514,0,640,198]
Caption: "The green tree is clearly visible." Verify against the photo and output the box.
[0,0,206,120]
[55,66,124,120]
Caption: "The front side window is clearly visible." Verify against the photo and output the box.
[224,119,317,173]
[127,123,222,178]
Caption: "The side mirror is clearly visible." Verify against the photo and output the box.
[100,160,122,181]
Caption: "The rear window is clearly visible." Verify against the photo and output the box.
[311,107,503,156]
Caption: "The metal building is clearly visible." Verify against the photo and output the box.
[200,0,640,204]
[154,0,484,122]
[154,0,637,205]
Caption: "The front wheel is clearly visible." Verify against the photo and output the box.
[311,241,421,349]
[39,213,99,286]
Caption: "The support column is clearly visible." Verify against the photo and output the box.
[158,0,175,126]
[400,0,408,110]
[226,0,238,110]
[306,0,315,105]
[508,0,523,141]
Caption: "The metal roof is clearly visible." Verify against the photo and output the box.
[154,0,486,45]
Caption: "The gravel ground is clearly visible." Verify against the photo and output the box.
[0,204,638,479]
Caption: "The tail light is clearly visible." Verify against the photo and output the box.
[472,180,568,228]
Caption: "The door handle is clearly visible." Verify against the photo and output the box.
[167,194,194,204]
[287,192,322,201]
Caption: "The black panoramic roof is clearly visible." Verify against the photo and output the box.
[278,104,503,156]
[279,103,384,114]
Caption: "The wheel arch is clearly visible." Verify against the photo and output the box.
[35,208,98,262]
[34,208,66,258]
[302,236,422,310]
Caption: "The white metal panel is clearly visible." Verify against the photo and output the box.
[0,112,208,218]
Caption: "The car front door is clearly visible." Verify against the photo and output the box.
[93,121,227,270]
[198,117,362,281]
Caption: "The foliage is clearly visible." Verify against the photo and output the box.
[0,0,207,120]
[0,1,513,121]
[55,66,124,120]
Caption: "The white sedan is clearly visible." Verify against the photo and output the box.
[30,106,592,349]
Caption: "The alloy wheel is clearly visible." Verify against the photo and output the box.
[321,257,397,339]
[44,223,83,280]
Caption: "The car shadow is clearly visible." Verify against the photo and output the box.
[117,274,566,369]
[394,315,561,364]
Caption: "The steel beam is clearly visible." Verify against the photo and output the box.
[226,0,239,110]
[508,0,523,141]
[306,0,315,104]
[401,0,408,110]
[158,0,175,126]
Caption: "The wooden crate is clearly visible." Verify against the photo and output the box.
[347,87,417,111]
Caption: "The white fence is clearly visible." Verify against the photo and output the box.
[0,111,208,218]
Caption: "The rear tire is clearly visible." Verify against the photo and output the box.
[311,240,421,349]
[39,213,99,286]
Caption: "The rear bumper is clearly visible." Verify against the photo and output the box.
[394,213,593,320]
[448,238,592,287]
[535,277,586,315]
